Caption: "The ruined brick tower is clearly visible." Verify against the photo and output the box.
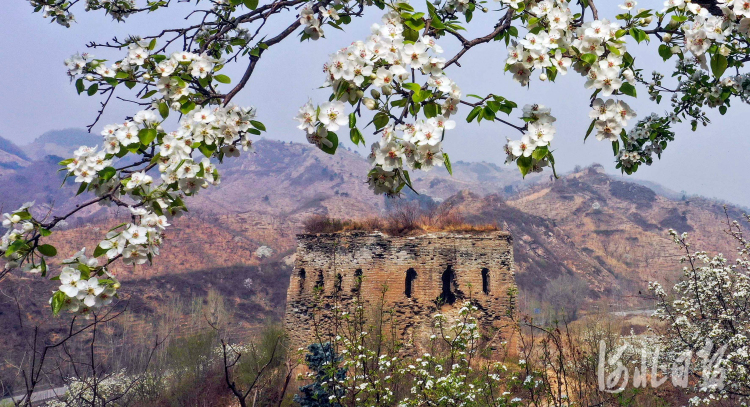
[284,231,518,357]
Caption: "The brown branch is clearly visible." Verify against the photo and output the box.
[444,9,514,69]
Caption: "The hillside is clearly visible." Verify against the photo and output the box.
[0,136,31,179]
[21,128,100,161]
[1,131,748,387]
[2,136,744,297]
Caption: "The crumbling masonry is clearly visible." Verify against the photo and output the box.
[284,231,518,358]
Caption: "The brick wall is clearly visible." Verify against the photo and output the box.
[284,231,518,358]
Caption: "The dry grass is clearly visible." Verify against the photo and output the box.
[303,202,498,236]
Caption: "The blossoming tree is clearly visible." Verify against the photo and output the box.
[3,0,750,314]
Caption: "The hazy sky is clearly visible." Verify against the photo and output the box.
[1,0,749,206]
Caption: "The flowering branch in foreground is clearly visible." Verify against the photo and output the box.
[6,0,750,315]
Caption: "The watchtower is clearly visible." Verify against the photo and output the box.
[284,231,518,357]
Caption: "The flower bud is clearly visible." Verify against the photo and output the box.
[539,73,548,81]
[348,91,358,103]
[482,7,488,12]
[143,73,152,81]
[22,222,34,233]
[381,85,393,95]
[622,68,635,82]
[171,102,181,110]
[370,89,381,99]
[641,16,653,25]
[362,97,377,110]
[719,44,730,56]
[10,215,21,224]
[663,33,672,43]
[113,282,121,289]
[85,74,94,81]
[671,46,681,54]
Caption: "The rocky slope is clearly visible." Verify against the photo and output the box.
[1,133,744,298]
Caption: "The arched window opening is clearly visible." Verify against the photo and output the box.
[405,268,417,298]
[315,272,324,290]
[298,269,306,291]
[440,266,456,304]
[352,269,363,293]
[334,273,342,294]
[481,268,490,295]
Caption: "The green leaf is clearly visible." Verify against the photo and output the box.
[412,89,431,104]
[671,14,687,22]
[349,112,357,128]
[76,78,85,94]
[619,82,637,97]
[58,158,74,166]
[198,143,215,158]
[658,44,672,61]
[40,228,52,237]
[214,74,231,84]
[517,155,533,177]
[78,264,91,280]
[350,128,364,146]
[138,129,157,146]
[38,244,57,257]
[87,84,99,96]
[373,112,389,130]
[629,27,647,43]
[98,166,117,181]
[243,0,258,9]
[158,102,169,119]
[51,291,66,315]
[711,54,728,78]
[580,53,597,65]
[612,140,620,156]
[141,89,158,99]
[584,119,597,142]
[532,146,548,161]
[424,103,439,118]
[719,105,727,115]
[5,240,26,257]
[466,106,482,123]
[402,83,422,92]
[443,153,452,175]
[180,101,196,114]
[320,132,339,155]
[76,182,89,196]
[93,245,107,258]
[250,120,266,131]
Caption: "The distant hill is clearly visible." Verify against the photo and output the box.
[0,136,30,161]
[0,136,31,179]
[21,128,101,161]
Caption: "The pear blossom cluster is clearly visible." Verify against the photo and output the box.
[297,10,461,196]
[54,249,119,314]
[84,0,137,21]
[299,5,329,40]
[503,104,557,171]
[37,103,260,314]
[29,0,76,27]
[588,98,637,142]
[64,40,228,113]
[502,0,635,98]
[650,225,750,404]
[1,202,41,273]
